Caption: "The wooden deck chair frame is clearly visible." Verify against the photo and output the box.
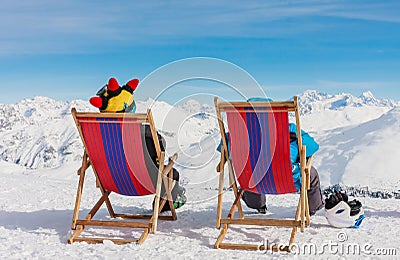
[68,108,178,245]
[214,96,314,252]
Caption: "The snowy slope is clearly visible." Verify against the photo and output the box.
[0,157,399,259]
[314,107,400,190]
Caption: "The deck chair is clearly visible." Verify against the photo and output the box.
[68,108,178,244]
[214,96,313,252]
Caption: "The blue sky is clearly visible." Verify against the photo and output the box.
[1,0,400,104]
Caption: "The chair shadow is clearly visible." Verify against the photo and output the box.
[0,205,151,244]
[2,201,396,246]
[362,206,400,218]
[163,200,306,248]
[0,209,74,242]
[215,202,302,244]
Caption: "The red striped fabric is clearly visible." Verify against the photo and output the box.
[78,117,156,196]
[80,117,118,193]
[225,107,296,195]
[122,120,156,194]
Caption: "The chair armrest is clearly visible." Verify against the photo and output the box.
[306,155,314,170]
[161,152,178,177]
[305,155,314,190]
[216,160,226,173]
[216,147,229,173]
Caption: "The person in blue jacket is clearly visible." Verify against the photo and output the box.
[218,97,325,215]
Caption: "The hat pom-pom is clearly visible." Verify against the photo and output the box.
[107,77,119,91]
[89,96,103,108]
[126,79,139,91]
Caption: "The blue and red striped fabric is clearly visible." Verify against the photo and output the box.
[78,117,156,196]
[226,107,297,195]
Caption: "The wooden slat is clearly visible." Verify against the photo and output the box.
[220,218,301,227]
[75,220,150,228]
[218,243,290,252]
[218,101,295,111]
[74,111,149,121]
[71,237,140,245]
[222,108,293,113]
[113,214,175,220]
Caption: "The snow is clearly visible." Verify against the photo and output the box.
[314,107,400,190]
[1,90,400,259]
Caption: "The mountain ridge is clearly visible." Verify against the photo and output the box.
[0,91,398,171]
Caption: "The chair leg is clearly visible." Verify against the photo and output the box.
[166,168,177,220]
[227,189,244,219]
[214,224,228,249]
[97,185,115,218]
[231,181,244,219]
[289,195,302,246]
[137,228,150,245]
[151,153,178,234]
[215,188,244,248]
[68,225,84,244]
[305,191,310,227]
[151,153,164,234]
[69,173,155,245]
[71,170,85,230]
[215,191,304,251]
[214,177,305,251]
[226,157,244,219]
[68,191,109,244]
[69,194,155,245]
[216,151,225,229]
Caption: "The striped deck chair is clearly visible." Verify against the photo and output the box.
[68,108,178,245]
[214,96,313,252]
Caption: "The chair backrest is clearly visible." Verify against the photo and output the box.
[215,97,303,195]
[72,109,160,196]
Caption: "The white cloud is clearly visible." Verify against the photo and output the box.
[0,0,399,54]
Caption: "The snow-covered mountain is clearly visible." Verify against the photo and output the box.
[1,90,399,191]
[1,90,400,258]
[0,97,96,168]
[297,90,399,131]
[298,90,398,113]
[0,97,219,169]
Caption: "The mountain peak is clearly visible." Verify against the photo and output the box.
[297,90,398,115]
[361,91,374,99]
[299,89,331,101]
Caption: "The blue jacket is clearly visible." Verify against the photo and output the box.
[289,123,319,190]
